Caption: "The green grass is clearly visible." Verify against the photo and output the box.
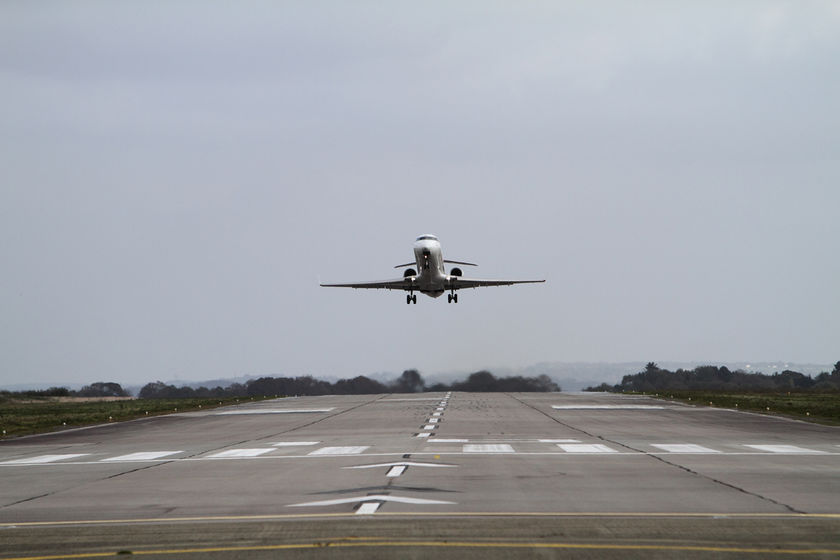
[0,395,281,438]
[646,391,840,425]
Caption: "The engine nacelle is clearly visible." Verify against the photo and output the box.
[403,268,417,278]
[450,267,463,277]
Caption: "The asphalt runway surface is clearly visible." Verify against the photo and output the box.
[1,392,838,559]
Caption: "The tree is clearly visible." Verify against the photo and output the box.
[391,369,425,393]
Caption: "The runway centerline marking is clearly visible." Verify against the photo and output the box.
[215,408,335,415]
[206,449,274,458]
[558,444,617,453]
[428,438,468,443]
[101,451,182,462]
[344,461,457,470]
[651,444,720,454]
[386,465,406,477]
[308,446,369,455]
[422,424,436,430]
[415,433,431,438]
[539,439,581,443]
[271,441,320,447]
[0,454,88,465]
[745,445,827,454]
[463,444,514,453]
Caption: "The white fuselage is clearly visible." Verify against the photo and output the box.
[412,236,447,298]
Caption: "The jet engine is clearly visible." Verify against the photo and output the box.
[403,268,417,278]
[450,267,463,277]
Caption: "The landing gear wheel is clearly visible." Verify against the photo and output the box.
[454,293,458,303]
[406,294,412,305]
[447,294,452,303]
[412,294,417,304]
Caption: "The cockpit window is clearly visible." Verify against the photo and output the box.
[416,235,438,241]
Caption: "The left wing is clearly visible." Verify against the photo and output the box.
[445,277,545,290]
[320,277,415,291]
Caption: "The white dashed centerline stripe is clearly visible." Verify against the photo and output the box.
[429,438,468,443]
[271,442,320,447]
[207,449,274,458]
[427,418,439,423]
[652,444,720,454]
[415,433,431,438]
[355,502,380,515]
[558,444,617,453]
[0,454,88,465]
[386,465,406,477]
[101,451,182,462]
[422,424,436,430]
[538,439,580,443]
[745,445,826,454]
[308,446,369,455]
[463,444,514,453]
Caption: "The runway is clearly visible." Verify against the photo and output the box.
[1,392,838,558]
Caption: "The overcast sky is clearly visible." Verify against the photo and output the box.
[2,2,838,388]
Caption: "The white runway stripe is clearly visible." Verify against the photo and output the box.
[386,465,406,477]
[308,446,369,455]
[557,444,617,453]
[651,444,720,454]
[745,445,826,454]
[1,454,88,465]
[355,502,380,514]
[429,438,468,443]
[215,408,334,415]
[207,449,274,458]
[539,439,581,443]
[463,444,514,453]
[422,424,436,430]
[552,405,664,410]
[271,442,320,447]
[415,433,431,438]
[101,452,182,462]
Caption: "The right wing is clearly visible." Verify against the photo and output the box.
[320,277,415,291]
[444,277,545,289]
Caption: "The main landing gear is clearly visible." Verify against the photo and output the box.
[447,292,458,304]
[406,293,417,304]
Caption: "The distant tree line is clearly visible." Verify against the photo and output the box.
[1,382,131,399]
[585,361,840,393]
[137,369,560,399]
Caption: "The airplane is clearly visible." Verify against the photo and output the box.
[320,234,545,304]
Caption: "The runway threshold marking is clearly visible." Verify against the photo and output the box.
[6,540,840,559]
[651,444,720,454]
[100,452,182,462]
[308,446,369,455]
[463,444,514,453]
[206,449,274,458]
[0,454,88,465]
[557,444,617,453]
[745,445,827,454]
